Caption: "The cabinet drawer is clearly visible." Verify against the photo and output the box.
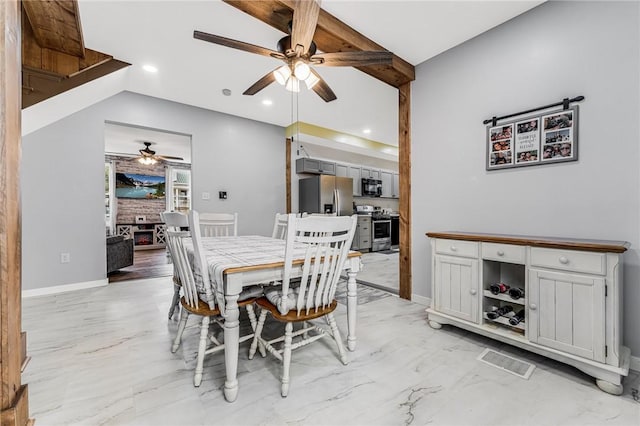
[482,242,525,264]
[434,239,478,258]
[530,247,606,275]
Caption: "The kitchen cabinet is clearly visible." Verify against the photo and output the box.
[352,215,371,252]
[392,173,400,198]
[296,158,336,175]
[335,163,348,178]
[426,231,630,395]
[380,171,393,198]
[348,166,362,196]
[361,168,380,180]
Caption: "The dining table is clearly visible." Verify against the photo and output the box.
[190,235,362,402]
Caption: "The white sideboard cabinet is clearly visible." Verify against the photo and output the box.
[426,231,631,395]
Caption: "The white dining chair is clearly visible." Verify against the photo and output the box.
[271,212,289,239]
[249,214,358,397]
[161,211,189,320]
[167,210,261,386]
[199,212,238,237]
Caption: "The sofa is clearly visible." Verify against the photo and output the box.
[106,235,134,274]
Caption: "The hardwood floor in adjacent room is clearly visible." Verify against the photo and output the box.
[108,248,173,283]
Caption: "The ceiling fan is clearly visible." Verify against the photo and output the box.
[108,141,185,164]
[194,0,393,102]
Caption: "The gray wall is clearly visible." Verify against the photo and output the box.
[411,1,640,355]
[22,91,285,290]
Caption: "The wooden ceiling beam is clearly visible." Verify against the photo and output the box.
[223,0,415,88]
[20,1,130,109]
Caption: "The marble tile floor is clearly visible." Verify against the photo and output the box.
[356,250,399,294]
[22,276,639,425]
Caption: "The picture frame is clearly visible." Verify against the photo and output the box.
[486,106,578,171]
[115,172,166,199]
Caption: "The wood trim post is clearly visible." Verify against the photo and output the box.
[286,137,292,213]
[398,82,412,300]
[1,1,30,425]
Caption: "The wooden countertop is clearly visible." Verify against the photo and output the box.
[426,231,630,253]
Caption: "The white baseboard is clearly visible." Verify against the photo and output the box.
[22,279,108,298]
[631,355,640,372]
[411,294,431,306]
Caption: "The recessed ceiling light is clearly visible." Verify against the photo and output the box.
[262,99,273,106]
[362,128,371,134]
[142,64,158,73]
[222,88,232,96]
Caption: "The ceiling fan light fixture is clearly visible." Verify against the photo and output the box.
[285,76,300,92]
[305,72,320,90]
[274,65,291,85]
[138,157,157,165]
[293,61,311,81]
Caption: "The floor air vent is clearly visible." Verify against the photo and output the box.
[477,348,536,379]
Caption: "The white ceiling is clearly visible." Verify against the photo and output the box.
[87,0,544,160]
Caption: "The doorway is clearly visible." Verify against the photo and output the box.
[104,122,192,282]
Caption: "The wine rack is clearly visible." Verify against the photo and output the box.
[482,259,526,334]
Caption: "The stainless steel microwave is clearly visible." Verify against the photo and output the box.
[361,178,382,197]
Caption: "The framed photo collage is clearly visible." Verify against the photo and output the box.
[486,106,578,171]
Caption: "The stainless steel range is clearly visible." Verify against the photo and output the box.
[371,211,391,252]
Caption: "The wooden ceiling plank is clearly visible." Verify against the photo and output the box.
[23,0,85,58]
[223,0,415,87]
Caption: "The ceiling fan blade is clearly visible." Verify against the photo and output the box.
[243,68,278,96]
[105,152,138,158]
[311,51,393,67]
[309,69,336,102]
[194,30,285,59]
[290,0,320,56]
[156,155,185,161]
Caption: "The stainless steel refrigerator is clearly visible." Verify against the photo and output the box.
[299,175,354,216]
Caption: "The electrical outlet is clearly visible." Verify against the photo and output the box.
[60,253,71,263]
[202,192,210,200]
[219,191,227,199]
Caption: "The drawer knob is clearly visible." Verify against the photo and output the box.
[470,289,477,295]
[450,246,457,252]
[559,256,569,264]
[529,303,537,310]
[497,250,505,256]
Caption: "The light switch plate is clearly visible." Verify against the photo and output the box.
[202,192,210,200]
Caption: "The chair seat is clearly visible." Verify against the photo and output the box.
[181,296,257,317]
[255,297,338,322]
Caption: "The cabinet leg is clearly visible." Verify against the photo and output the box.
[596,379,623,395]
[428,320,442,329]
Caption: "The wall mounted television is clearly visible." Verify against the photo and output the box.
[115,173,166,199]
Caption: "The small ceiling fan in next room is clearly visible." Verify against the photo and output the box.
[194,0,393,102]
[108,141,185,165]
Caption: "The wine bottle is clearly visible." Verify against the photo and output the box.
[486,305,513,320]
[490,282,510,295]
[509,309,525,325]
[509,287,525,300]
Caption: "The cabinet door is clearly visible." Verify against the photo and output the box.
[392,173,400,198]
[380,171,392,197]
[528,268,605,362]
[320,161,336,175]
[348,166,361,196]
[434,255,479,323]
[335,163,348,178]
